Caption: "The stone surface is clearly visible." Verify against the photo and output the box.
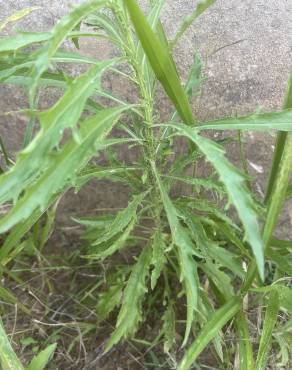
[0,0,291,234]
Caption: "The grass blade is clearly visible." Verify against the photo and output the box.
[26,343,56,370]
[0,320,24,370]
[171,0,216,49]
[178,297,241,370]
[255,290,279,370]
[124,0,194,125]
[235,311,255,370]
[265,69,292,203]
[0,7,40,31]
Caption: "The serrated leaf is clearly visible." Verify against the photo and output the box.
[87,217,136,260]
[96,283,123,322]
[0,320,24,370]
[105,245,152,351]
[256,290,279,370]
[150,229,167,290]
[166,123,264,280]
[178,297,241,370]
[91,193,145,246]
[30,0,107,96]
[164,174,224,195]
[152,162,198,346]
[0,61,114,205]
[162,300,176,353]
[26,343,57,370]
[75,165,140,189]
[0,106,127,233]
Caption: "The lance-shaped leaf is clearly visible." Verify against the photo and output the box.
[150,229,167,290]
[124,0,194,125]
[26,343,57,370]
[165,122,265,280]
[195,107,292,132]
[0,60,114,205]
[235,311,255,370]
[171,0,216,49]
[0,32,51,54]
[178,297,241,370]
[105,245,152,351]
[0,106,127,233]
[0,7,40,31]
[256,290,279,370]
[152,162,198,346]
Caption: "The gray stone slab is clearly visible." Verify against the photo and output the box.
[0,1,291,233]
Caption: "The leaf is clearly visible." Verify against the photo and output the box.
[0,195,59,264]
[0,61,115,205]
[196,107,292,132]
[235,311,255,370]
[171,0,216,48]
[167,123,264,280]
[152,162,198,346]
[96,283,123,322]
[162,300,176,353]
[0,32,51,54]
[30,0,107,96]
[87,217,137,260]
[265,69,292,203]
[184,53,203,99]
[262,133,292,248]
[85,12,124,46]
[26,343,57,370]
[0,282,30,315]
[0,320,24,370]
[124,0,194,125]
[75,165,140,189]
[256,290,279,370]
[163,174,224,195]
[105,245,152,351]
[136,0,166,94]
[91,193,145,246]
[150,229,167,290]
[178,297,241,370]
[0,106,127,233]
[0,7,40,31]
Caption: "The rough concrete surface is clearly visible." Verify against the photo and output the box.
[0,0,292,234]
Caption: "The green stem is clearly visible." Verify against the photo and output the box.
[242,132,292,292]
[265,69,292,203]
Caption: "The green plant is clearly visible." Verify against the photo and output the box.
[0,1,291,369]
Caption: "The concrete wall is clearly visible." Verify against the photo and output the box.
[0,0,292,232]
